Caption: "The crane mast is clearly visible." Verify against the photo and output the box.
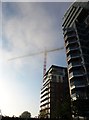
[43,47,64,77]
[43,51,47,77]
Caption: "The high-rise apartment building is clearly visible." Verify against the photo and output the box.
[62,1,89,119]
[39,65,71,119]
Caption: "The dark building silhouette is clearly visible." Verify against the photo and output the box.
[40,65,71,119]
[62,1,89,119]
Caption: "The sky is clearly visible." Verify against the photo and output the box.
[0,1,73,117]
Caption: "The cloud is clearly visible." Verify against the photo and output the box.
[2,2,69,81]
[2,2,66,59]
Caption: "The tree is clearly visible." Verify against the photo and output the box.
[19,111,31,119]
[39,110,47,118]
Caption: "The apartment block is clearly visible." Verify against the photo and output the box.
[39,65,71,119]
[62,1,89,119]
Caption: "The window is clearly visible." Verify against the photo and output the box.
[58,76,63,83]
[52,75,56,82]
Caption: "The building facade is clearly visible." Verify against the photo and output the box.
[62,1,89,119]
[39,65,71,119]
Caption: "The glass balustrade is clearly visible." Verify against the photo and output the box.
[68,62,82,69]
[69,71,84,78]
[67,54,80,61]
[66,47,79,53]
[64,33,77,41]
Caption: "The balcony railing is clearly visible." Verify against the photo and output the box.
[67,54,80,61]
[70,84,86,90]
[41,86,49,95]
[66,47,79,53]
[65,40,77,47]
[69,71,84,79]
[68,62,82,69]
[41,95,50,103]
[40,98,50,107]
[64,28,75,35]
[64,34,77,41]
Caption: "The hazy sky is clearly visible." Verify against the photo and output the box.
[1,2,72,117]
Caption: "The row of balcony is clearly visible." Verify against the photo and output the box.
[64,34,77,42]
[68,62,82,70]
[64,28,75,36]
[65,39,78,47]
[41,95,50,103]
[70,78,86,86]
[67,54,81,61]
[70,84,86,90]
[40,98,50,107]
[66,47,79,53]
[41,90,50,99]
[40,102,50,110]
[41,82,50,94]
[41,87,50,98]
[66,44,89,55]
[67,53,89,64]
[69,71,85,80]
[71,92,88,101]
[43,74,52,85]
[41,88,49,96]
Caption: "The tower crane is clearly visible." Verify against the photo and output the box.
[8,47,64,78]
